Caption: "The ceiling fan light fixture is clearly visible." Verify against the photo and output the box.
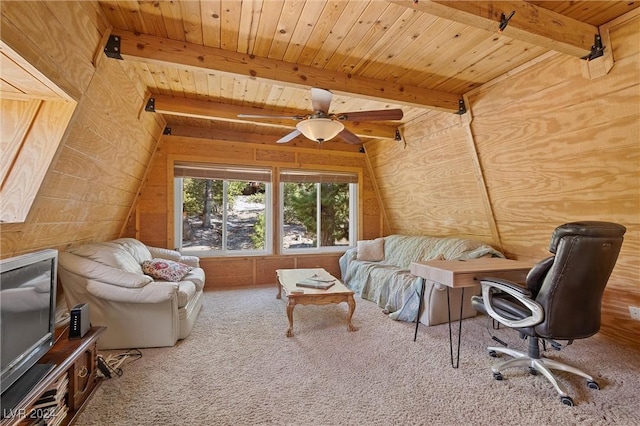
[296,118,344,143]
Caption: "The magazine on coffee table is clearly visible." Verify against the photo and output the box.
[296,274,336,289]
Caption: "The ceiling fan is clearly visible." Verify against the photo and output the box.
[237,88,403,144]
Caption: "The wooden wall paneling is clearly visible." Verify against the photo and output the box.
[256,257,296,287]
[42,0,105,61]
[460,103,502,252]
[365,113,492,242]
[363,143,390,236]
[0,2,167,256]
[461,15,640,349]
[133,136,381,287]
[200,258,255,288]
[1,2,94,101]
[295,254,343,279]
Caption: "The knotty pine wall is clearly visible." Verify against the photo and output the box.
[125,135,383,288]
[0,1,164,257]
[365,12,639,350]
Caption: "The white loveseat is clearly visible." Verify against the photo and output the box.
[58,238,204,349]
[339,235,504,326]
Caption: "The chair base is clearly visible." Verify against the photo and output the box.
[487,345,598,401]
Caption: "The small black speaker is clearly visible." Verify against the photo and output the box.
[69,303,90,340]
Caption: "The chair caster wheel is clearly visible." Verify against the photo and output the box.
[488,350,498,358]
[587,380,600,390]
[560,396,574,406]
[493,372,503,381]
[528,367,538,375]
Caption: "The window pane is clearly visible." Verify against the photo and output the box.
[320,183,350,247]
[182,178,222,251]
[283,182,317,249]
[181,178,267,253]
[225,181,266,250]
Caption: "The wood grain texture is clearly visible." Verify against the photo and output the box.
[130,134,381,287]
[0,2,162,257]
[465,15,640,349]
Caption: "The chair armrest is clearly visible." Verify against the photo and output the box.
[480,277,544,329]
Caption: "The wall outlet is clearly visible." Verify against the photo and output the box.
[629,306,640,321]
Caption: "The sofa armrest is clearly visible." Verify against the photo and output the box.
[59,252,152,288]
[87,280,178,304]
[339,248,358,280]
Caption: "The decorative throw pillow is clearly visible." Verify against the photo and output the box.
[141,258,193,282]
[356,238,385,261]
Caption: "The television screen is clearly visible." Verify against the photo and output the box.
[0,249,57,396]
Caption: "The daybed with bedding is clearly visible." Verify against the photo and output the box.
[339,234,504,326]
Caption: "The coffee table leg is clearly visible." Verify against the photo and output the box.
[286,298,296,337]
[346,295,357,332]
[276,281,282,299]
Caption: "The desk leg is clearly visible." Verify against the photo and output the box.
[446,287,466,368]
[413,278,426,342]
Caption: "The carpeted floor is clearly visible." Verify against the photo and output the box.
[76,287,640,426]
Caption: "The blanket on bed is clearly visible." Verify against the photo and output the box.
[339,235,504,323]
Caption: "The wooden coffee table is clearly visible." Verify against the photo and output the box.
[276,268,357,337]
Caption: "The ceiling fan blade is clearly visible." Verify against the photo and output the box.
[311,88,333,114]
[238,113,304,120]
[276,129,302,143]
[337,109,404,121]
[337,128,362,145]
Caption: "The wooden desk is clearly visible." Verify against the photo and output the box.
[410,258,532,368]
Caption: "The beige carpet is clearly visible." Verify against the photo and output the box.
[76,287,640,426]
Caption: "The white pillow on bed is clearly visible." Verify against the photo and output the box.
[356,238,385,261]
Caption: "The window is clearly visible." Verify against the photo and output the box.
[0,42,76,223]
[280,170,357,253]
[174,163,272,256]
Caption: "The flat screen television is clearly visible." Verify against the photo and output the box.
[0,249,58,413]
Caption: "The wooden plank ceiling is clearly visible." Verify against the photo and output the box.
[97,0,639,145]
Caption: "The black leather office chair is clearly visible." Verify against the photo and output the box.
[471,221,626,406]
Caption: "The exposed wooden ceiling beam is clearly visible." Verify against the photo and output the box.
[389,0,598,58]
[151,95,398,140]
[108,30,462,113]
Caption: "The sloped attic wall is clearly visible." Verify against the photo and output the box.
[0,1,164,257]
[365,13,640,350]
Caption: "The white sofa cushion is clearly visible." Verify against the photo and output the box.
[69,242,143,274]
[59,252,152,288]
[111,238,153,264]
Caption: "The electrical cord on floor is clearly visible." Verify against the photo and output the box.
[483,317,527,352]
[97,349,143,379]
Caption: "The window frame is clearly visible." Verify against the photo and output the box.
[172,163,273,257]
[279,169,358,254]
[169,159,362,258]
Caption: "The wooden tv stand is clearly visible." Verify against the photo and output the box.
[1,326,106,426]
